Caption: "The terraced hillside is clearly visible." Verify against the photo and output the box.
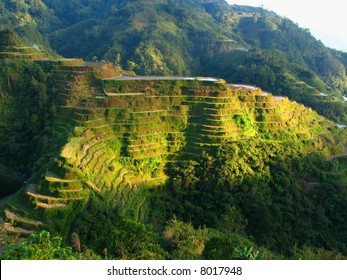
[1,58,337,239]
[0,30,46,61]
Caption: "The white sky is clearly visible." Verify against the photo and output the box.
[227,0,347,51]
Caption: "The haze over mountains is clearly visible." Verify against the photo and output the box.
[227,0,347,52]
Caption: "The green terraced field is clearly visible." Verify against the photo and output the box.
[0,59,336,238]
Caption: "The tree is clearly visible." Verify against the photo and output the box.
[163,218,208,259]
[132,41,172,75]
[105,218,166,260]
[1,231,90,260]
[115,52,121,66]
[216,206,247,239]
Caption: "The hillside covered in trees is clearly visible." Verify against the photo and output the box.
[1,0,347,123]
[0,1,347,260]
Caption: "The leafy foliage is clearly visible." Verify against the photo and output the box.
[149,141,347,258]
[73,195,166,260]
[0,60,62,197]
[105,218,167,260]
[1,230,100,260]
[163,218,208,259]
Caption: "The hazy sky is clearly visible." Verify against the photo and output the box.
[227,0,347,51]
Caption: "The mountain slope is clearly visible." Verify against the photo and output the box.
[1,29,347,260]
[0,0,58,56]
[1,0,347,123]
[0,55,341,237]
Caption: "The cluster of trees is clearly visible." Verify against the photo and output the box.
[1,230,101,260]
[0,0,55,55]
[148,140,347,258]
[3,139,346,260]
[0,60,61,197]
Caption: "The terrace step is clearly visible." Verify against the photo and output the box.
[3,223,36,236]
[4,210,43,227]
[35,202,66,209]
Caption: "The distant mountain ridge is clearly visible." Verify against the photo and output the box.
[1,0,347,122]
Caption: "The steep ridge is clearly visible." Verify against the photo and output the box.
[1,59,337,237]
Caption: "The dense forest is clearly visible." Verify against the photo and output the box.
[0,1,347,260]
[3,143,347,260]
